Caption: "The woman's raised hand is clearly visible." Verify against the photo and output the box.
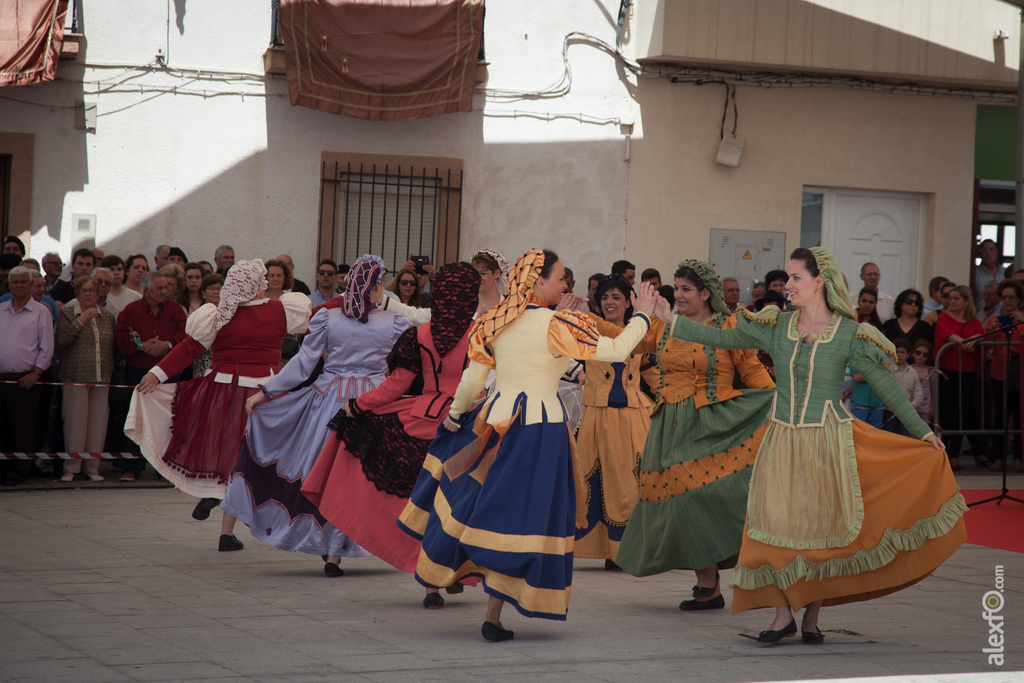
[632,282,659,318]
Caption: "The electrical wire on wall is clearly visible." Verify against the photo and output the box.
[656,65,1017,104]
[3,2,645,125]
[480,30,640,102]
[0,61,279,117]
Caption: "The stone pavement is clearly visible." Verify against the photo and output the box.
[1,473,1022,683]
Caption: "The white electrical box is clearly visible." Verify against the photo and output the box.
[708,229,786,299]
[715,134,745,167]
[72,213,96,240]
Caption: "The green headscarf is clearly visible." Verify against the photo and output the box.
[677,259,730,316]
[809,247,857,320]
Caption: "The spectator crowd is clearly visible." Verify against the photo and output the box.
[0,234,1019,484]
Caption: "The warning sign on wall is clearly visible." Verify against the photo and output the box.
[709,229,787,301]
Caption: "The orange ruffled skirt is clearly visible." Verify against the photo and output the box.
[730,419,967,613]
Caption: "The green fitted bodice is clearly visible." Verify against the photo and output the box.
[671,307,932,439]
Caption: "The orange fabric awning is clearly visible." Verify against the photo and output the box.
[280,0,484,122]
[0,0,68,87]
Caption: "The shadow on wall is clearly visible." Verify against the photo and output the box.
[38,64,89,247]
[96,78,630,284]
[174,0,187,34]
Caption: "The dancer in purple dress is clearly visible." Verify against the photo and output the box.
[221,255,410,575]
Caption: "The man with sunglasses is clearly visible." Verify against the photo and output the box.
[922,276,950,316]
[309,258,340,307]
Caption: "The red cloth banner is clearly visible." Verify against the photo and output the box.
[0,0,68,87]
[280,0,484,122]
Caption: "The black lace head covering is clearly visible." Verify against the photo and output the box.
[387,262,480,374]
[429,262,481,358]
[595,273,634,324]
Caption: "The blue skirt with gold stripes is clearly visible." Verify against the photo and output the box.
[397,396,577,620]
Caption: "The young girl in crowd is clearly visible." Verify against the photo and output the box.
[910,339,937,429]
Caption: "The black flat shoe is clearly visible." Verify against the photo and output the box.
[690,571,720,598]
[192,497,219,520]
[802,627,824,644]
[323,562,344,577]
[422,593,444,609]
[218,534,244,552]
[756,618,797,643]
[679,594,725,611]
[604,559,622,571]
[445,582,465,594]
[481,621,514,642]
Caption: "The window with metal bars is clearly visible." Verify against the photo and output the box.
[318,154,464,271]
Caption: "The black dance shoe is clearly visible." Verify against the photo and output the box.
[218,534,244,552]
[679,594,725,611]
[802,627,825,644]
[423,593,444,609]
[756,618,797,643]
[481,621,514,642]
[192,498,219,520]
[681,571,722,610]
[323,562,344,577]
[445,582,465,594]
[604,559,623,571]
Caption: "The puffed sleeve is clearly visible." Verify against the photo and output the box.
[184,304,219,349]
[448,361,491,420]
[379,296,431,326]
[850,323,933,440]
[671,307,777,351]
[262,307,329,394]
[548,310,651,362]
[391,312,412,346]
[590,313,664,354]
[280,292,313,335]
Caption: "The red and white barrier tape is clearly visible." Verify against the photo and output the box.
[0,380,137,388]
[0,452,141,460]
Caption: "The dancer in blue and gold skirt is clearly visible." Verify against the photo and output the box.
[398,249,661,641]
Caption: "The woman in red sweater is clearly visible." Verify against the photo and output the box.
[934,284,983,471]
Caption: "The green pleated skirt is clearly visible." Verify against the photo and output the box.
[615,389,773,575]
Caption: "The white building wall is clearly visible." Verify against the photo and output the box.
[1,0,636,288]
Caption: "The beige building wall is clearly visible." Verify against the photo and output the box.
[638,0,1020,89]
[624,78,977,291]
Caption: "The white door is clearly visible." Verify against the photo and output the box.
[819,188,924,297]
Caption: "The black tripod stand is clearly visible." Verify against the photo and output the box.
[967,321,1024,507]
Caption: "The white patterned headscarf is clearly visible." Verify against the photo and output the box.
[474,249,510,299]
[216,259,268,330]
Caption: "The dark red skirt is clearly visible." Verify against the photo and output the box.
[163,373,258,484]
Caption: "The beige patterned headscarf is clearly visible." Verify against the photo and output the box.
[216,259,268,330]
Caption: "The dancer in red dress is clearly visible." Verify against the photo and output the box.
[302,263,481,605]
[126,259,311,550]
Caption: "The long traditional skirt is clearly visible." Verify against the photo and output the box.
[220,376,373,558]
[398,399,577,621]
[301,398,435,573]
[728,414,967,612]
[125,373,256,499]
[616,390,773,575]
[573,403,650,560]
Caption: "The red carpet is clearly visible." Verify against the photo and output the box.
[961,489,1024,553]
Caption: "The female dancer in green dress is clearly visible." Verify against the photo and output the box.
[616,261,775,610]
[655,248,966,644]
